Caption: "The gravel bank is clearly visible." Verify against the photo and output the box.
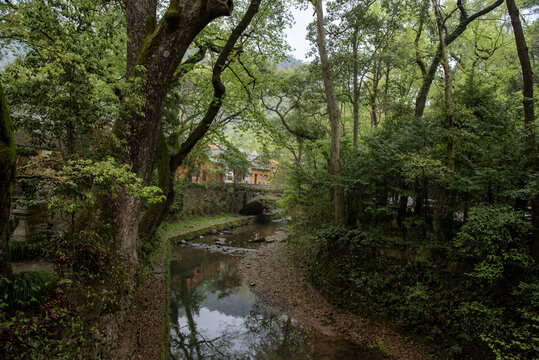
[238,237,432,360]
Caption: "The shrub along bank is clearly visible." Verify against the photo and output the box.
[288,206,538,359]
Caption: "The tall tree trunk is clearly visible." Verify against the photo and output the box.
[382,62,391,120]
[433,0,455,172]
[114,0,234,262]
[432,0,454,233]
[313,0,345,224]
[352,26,360,148]
[414,0,430,82]
[506,0,538,261]
[369,60,381,130]
[0,83,16,279]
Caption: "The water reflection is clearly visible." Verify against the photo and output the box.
[170,224,379,360]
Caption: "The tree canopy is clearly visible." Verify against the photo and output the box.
[0,0,538,358]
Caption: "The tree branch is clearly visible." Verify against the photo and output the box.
[414,0,504,117]
[171,46,208,85]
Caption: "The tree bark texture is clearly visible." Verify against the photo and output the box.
[115,0,234,261]
[369,60,381,129]
[0,83,15,279]
[414,0,430,82]
[414,0,504,118]
[314,0,346,225]
[506,0,538,261]
[137,0,263,244]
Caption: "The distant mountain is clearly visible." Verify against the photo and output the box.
[0,44,25,69]
[278,55,303,70]
[0,53,16,69]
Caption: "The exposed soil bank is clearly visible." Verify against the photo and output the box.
[239,237,433,360]
[114,237,168,359]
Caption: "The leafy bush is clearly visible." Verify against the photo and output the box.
[9,240,43,261]
[0,271,54,308]
[16,146,38,156]
[290,212,538,359]
[454,205,533,281]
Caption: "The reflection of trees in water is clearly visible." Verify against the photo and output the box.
[170,253,314,359]
[171,305,313,360]
[170,273,206,359]
[242,306,313,360]
[170,259,240,360]
[211,264,242,299]
[170,323,233,360]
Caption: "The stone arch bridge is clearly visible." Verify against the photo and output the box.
[180,183,283,217]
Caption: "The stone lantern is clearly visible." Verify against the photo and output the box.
[11,201,33,243]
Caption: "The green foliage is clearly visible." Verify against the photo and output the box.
[1,0,126,154]
[0,271,54,308]
[9,228,55,261]
[48,158,165,212]
[455,206,533,281]
[374,340,391,357]
[15,146,37,156]
[281,158,334,225]
[9,240,43,261]
[288,209,539,359]
[0,278,105,359]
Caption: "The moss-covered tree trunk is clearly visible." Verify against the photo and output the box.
[138,0,262,242]
[110,0,235,262]
[112,0,271,262]
[0,83,16,279]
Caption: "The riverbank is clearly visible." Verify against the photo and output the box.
[163,214,253,243]
[239,238,433,360]
[113,214,254,359]
[114,232,168,359]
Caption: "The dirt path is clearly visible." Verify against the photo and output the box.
[239,236,433,360]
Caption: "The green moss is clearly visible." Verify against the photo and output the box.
[164,216,252,243]
[135,9,175,68]
[156,132,171,190]
[0,83,16,167]
[163,215,236,234]
[164,1,180,21]
[374,340,391,357]
[139,132,171,255]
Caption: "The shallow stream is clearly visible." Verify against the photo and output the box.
[169,222,380,360]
